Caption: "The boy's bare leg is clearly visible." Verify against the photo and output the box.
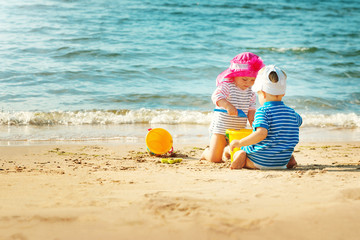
[231,150,259,170]
[230,150,247,169]
[286,154,297,169]
[200,134,227,163]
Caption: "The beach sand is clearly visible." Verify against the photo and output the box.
[1,141,360,240]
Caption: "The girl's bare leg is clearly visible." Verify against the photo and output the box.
[200,134,227,163]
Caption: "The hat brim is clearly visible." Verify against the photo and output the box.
[222,69,258,79]
[251,79,262,93]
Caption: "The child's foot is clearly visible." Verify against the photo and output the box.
[222,154,230,161]
[200,148,208,160]
[222,146,231,161]
[230,157,243,169]
[230,150,247,169]
[287,155,297,169]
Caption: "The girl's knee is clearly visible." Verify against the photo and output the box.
[207,134,227,163]
[209,156,223,163]
[202,145,224,163]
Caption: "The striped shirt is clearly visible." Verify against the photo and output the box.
[209,81,256,135]
[242,101,303,167]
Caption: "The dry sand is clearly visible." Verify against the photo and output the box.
[1,141,360,240]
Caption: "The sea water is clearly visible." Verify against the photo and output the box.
[0,0,359,144]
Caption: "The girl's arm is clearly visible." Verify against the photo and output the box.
[211,82,237,116]
[247,109,255,127]
[216,99,237,116]
[247,92,256,126]
[230,127,268,151]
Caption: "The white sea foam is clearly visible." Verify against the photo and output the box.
[301,113,360,128]
[1,109,359,129]
[269,47,315,53]
[0,109,213,126]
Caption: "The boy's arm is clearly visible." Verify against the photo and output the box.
[230,127,268,151]
[295,112,303,127]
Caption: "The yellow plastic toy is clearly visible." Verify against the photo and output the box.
[226,129,253,162]
[146,128,173,155]
[161,158,182,164]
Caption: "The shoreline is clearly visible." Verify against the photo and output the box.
[1,125,360,146]
[1,141,360,240]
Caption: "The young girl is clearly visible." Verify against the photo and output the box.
[201,52,264,163]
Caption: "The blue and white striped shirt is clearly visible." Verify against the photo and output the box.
[242,101,302,167]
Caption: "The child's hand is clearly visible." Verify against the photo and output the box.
[226,105,238,116]
[230,140,241,152]
[216,99,237,116]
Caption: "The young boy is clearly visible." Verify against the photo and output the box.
[229,65,302,170]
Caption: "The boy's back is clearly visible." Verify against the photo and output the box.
[243,101,302,167]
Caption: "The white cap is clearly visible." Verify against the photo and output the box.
[252,65,287,95]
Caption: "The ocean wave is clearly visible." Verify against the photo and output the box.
[0,109,213,126]
[1,109,359,129]
[301,113,360,129]
[53,49,112,59]
[259,47,320,54]
[259,46,360,58]
[285,95,360,112]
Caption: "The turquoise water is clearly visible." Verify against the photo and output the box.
[0,0,359,143]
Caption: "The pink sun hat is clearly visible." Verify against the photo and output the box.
[216,52,265,86]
